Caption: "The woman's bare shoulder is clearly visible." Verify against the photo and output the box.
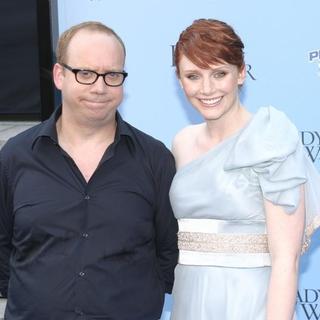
[171,123,203,158]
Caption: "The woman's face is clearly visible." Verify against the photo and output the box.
[178,55,245,122]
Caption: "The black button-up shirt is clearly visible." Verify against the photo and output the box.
[0,108,178,320]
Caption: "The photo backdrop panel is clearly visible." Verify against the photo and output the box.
[57,1,320,318]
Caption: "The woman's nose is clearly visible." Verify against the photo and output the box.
[200,77,215,95]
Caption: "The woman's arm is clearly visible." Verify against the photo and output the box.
[265,186,305,320]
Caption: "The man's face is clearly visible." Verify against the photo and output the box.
[53,30,125,126]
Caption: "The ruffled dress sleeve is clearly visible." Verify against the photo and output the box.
[224,106,320,252]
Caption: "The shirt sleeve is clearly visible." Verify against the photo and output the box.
[0,151,13,298]
[152,146,178,294]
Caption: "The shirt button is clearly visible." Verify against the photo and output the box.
[82,233,89,238]
[74,308,84,315]
[84,195,90,200]
[79,271,85,277]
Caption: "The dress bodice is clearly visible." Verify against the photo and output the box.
[169,106,320,268]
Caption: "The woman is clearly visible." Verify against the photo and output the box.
[169,19,320,320]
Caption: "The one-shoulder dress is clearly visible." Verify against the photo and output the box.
[169,106,320,320]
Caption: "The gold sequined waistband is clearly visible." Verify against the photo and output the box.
[178,231,269,254]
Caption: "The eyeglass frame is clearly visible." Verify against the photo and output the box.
[60,63,128,87]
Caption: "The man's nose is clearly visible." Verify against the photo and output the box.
[91,75,108,92]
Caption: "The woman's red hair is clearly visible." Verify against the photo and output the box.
[175,19,245,76]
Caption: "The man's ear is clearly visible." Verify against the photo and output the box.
[53,63,64,90]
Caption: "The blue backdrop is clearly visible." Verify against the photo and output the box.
[57,1,320,318]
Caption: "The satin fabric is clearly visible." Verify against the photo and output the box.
[169,106,320,319]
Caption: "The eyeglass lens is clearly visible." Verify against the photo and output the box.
[76,70,125,86]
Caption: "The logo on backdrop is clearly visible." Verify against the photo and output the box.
[297,289,320,319]
[301,131,320,163]
[308,48,320,76]
[170,45,256,80]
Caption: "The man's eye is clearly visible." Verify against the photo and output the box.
[79,70,94,78]
[107,72,121,79]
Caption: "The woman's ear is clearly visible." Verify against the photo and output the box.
[179,79,184,89]
[238,64,246,85]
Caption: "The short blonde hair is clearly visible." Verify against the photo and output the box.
[56,21,126,64]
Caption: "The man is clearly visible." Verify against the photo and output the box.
[0,21,178,320]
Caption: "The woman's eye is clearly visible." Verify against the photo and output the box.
[214,71,226,79]
[186,74,199,80]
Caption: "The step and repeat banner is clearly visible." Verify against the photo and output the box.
[57,1,320,319]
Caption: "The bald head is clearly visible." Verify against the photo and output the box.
[56,21,126,65]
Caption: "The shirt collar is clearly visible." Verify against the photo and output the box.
[115,111,134,140]
[31,106,135,150]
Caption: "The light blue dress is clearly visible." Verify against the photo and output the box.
[169,106,320,320]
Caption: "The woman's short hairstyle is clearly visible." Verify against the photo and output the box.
[175,19,245,76]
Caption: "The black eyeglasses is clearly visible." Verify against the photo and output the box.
[61,63,128,87]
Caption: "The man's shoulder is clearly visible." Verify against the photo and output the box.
[1,122,43,156]
[124,121,175,178]
[124,121,170,153]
